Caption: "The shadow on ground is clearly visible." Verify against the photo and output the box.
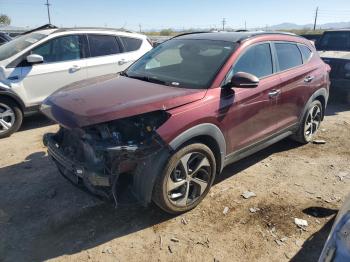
[18,113,55,132]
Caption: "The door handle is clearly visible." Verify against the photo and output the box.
[118,59,129,65]
[304,76,314,83]
[69,65,81,73]
[268,89,281,98]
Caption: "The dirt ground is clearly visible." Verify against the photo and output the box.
[0,103,350,262]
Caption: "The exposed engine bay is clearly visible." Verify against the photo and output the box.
[44,110,171,205]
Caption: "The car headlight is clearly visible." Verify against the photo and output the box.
[319,212,350,262]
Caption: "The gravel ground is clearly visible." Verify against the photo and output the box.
[0,103,349,262]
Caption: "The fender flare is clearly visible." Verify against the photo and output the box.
[169,123,226,172]
[0,89,25,111]
[299,87,329,124]
[132,123,227,206]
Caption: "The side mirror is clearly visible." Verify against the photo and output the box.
[26,54,44,64]
[228,72,259,88]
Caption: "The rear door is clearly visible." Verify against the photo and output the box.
[20,34,88,105]
[85,34,134,78]
[223,42,282,153]
[272,42,315,131]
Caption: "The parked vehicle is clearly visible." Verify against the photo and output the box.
[0,32,12,46]
[316,30,350,103]
[319,193,350,261]
[42,31,330,214]
[0,27,152,138]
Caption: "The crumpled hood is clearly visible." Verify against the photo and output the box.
[318,50,350,60]
[41,74,206,128]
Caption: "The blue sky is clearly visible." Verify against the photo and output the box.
[1,0,350,30]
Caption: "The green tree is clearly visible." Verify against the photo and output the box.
[160,29,173,36]
[0,14,11,26]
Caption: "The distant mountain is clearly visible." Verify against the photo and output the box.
[269,22,350,30]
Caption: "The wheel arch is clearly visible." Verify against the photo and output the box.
[0,90,25,112]
[300,88,328,123]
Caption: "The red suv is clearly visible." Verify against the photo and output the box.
[42,32,330,214]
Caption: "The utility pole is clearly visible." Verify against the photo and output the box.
[313,6,319,31]
[138,24,142,33]
[245,21,247,30]
[222,18,226,31]
[45,0,51,24]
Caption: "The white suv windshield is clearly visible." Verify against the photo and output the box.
[0,32,47,61]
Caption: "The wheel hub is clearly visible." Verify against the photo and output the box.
[304,104,321,141]
[0,103,15,134]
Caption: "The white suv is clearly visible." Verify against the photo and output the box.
[0,27,153,138]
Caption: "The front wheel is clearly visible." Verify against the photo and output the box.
[0,97,23,139]
[292,100,323,144]
[152,143,216,214]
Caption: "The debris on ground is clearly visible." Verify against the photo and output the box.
[312,139,326,144]
[294,218,308,228]
[102,246,113,254]
[168,245,173,253]
[336,172,349,181]
[241,191,257,199]
[159,236,163,250]
[275,239,285,246]
[170,237,179,243]
[181,217,188,225]
[249,207,260,213]
[223,206,229,215]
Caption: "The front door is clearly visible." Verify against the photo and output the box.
[20,34,88,106]
[222,42,281,153]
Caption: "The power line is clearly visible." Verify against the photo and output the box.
[44,0,51,24]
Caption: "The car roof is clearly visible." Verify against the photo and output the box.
[173,31,299,43]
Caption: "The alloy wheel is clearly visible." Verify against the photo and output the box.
[0,103,15,135]
[304,104,322,141]
[166,152,211,207]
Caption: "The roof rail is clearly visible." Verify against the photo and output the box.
[170,31,211,40]
[21,24,57,35]
[54,27,134,33]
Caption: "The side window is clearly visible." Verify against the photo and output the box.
[120,36,142,52]
[299,45,312,63]
[88,34,121,57]
[275,43,303,71]
[228,43,273,80]
[31,35,83,63]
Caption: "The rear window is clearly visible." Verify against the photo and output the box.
[275,43,303,71]
[299,45,312,63]
[88,34,121,57]
[120,36,142,52]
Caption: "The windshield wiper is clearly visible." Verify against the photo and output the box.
[127,75,170,86]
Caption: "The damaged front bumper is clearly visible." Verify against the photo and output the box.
[43,111,171,205]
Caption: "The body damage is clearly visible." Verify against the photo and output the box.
[43,110,172,205]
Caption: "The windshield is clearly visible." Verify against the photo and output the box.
[0,32,47,61]
[318,32,350,51]
[125,39,236,88]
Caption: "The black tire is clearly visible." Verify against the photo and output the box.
[291,100,323,144]
[0,97,23,139]
[152,143,216,214]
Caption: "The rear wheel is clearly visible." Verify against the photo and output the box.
[152,143,216,214]
[292,100,322,144]
[0,97,23,139]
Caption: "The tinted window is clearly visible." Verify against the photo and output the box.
[32,35,82,63]
[88,35,121,57]
[318,32,350,51]
[230,43,273,79]
[120,36,142,52]
[275,43,303,71]
[299,45,312,62]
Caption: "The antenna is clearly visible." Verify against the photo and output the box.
[45,0,51,24]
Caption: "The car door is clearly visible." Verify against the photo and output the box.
[272,42,313,131]
[85,34,134,78]
[223,42,282,153]
[20,34,88,105]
